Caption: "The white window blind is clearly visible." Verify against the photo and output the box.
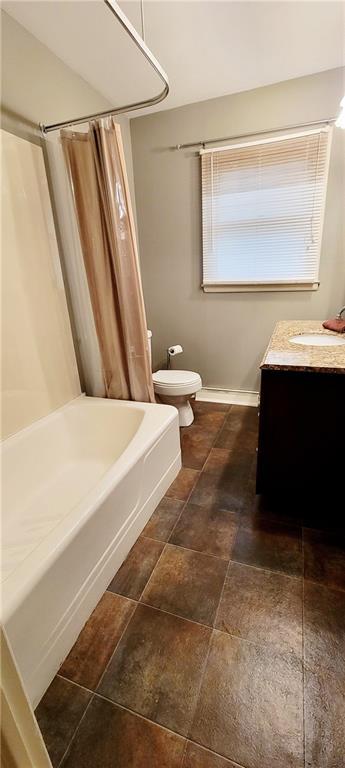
[201,127,332,292]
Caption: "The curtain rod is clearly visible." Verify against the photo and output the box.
[40,0,169,135]
[175,117,336,150]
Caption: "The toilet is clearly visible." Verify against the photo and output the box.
[153,369,202,426]
[148,332,202,427]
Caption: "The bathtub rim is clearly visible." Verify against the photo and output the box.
[1,395,179,622]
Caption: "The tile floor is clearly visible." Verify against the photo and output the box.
[35,401,345,768]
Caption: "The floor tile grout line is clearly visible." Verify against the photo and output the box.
[166,408,236,546]
[140,495,189,545]
[183,408,266,528]
[56,674,249,768]
[56,596,137,716]
[55,501,195,764]
[210,481,245,624]
[59,682,188,744]
[107,536,304,579]
[223,514,243,580]
[86,591,138,697]
[302,524,343,536]
[174,406,259,521]
[212,409,259,455]
[227,554,303,582]
[94,692,186,740]
[137,539,169,603]
[134,432,220,602]
[57,673,98,697]
[180,407,231,472]
[97,410,247,656]
[164,442,210,540]
[225,557,302,582]
[58,618,304,768]
[302,575,345,594]
[152,538,231,563]
[106,591,303,655]
[137,598,215,632]
[185,626,215,748]
[181,442,258,531]
[302,526,345,593]
[179,735,190,768]
[139,600,304,660]
[91,688,190,743]
[167,500,240,536]
[212,549,232,630]
[194,406,235,471]
[93,531,193,696]
[186,560,273,767]
[186,738,251,768]
[66,674,248,767]
[153,538,231,562]
[56,691,95,768]
[142,504,304,581]
[96,449,205,696]
[203,409,259,518]
[106,549,303,651]
[179,404,232,483]
[238,515,303,533]
[100,691,245,768]
[59,592,304,699]
[167,466,200,506]
[211,404,235,446]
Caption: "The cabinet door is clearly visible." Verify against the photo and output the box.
[256,368,344,495]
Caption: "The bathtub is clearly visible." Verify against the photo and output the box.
[1,395,181,707]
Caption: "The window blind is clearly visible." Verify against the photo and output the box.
[201,127,332,291]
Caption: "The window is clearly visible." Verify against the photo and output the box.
[201,127,332,292]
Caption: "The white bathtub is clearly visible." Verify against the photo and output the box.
[1,395,181,707]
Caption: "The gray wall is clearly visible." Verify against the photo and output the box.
[131,67,345,391]
[0,10,136,202]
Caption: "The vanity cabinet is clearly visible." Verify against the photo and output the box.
[256,320,345,497]
[256,368,344,495]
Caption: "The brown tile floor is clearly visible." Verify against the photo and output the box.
[35,401,345,768]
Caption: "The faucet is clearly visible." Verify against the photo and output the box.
[336,306,345,319]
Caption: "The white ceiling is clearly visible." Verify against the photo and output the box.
[4,0,345,118]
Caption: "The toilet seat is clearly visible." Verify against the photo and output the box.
[153,370,202,397]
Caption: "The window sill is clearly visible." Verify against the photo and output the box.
[202,282,320,293]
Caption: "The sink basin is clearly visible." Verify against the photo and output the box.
[289,334,345,347]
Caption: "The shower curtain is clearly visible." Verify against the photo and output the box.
[61,117,155,403]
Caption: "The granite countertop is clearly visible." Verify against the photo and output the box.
[261,320,345,374]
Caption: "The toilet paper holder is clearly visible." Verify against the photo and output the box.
[166,344,183,369]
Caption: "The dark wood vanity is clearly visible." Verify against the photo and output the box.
[256,321,345,496]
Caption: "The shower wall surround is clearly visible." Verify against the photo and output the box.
[1,130,81,439]
[1,11,139,433]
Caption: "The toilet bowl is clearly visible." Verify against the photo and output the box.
[148,331,202,427]
[152,369,202,427]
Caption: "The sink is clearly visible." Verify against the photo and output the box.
[289,333,345,347]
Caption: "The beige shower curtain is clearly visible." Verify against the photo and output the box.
[61,117,155,403]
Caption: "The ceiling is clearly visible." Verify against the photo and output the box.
[4,0,345,118]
